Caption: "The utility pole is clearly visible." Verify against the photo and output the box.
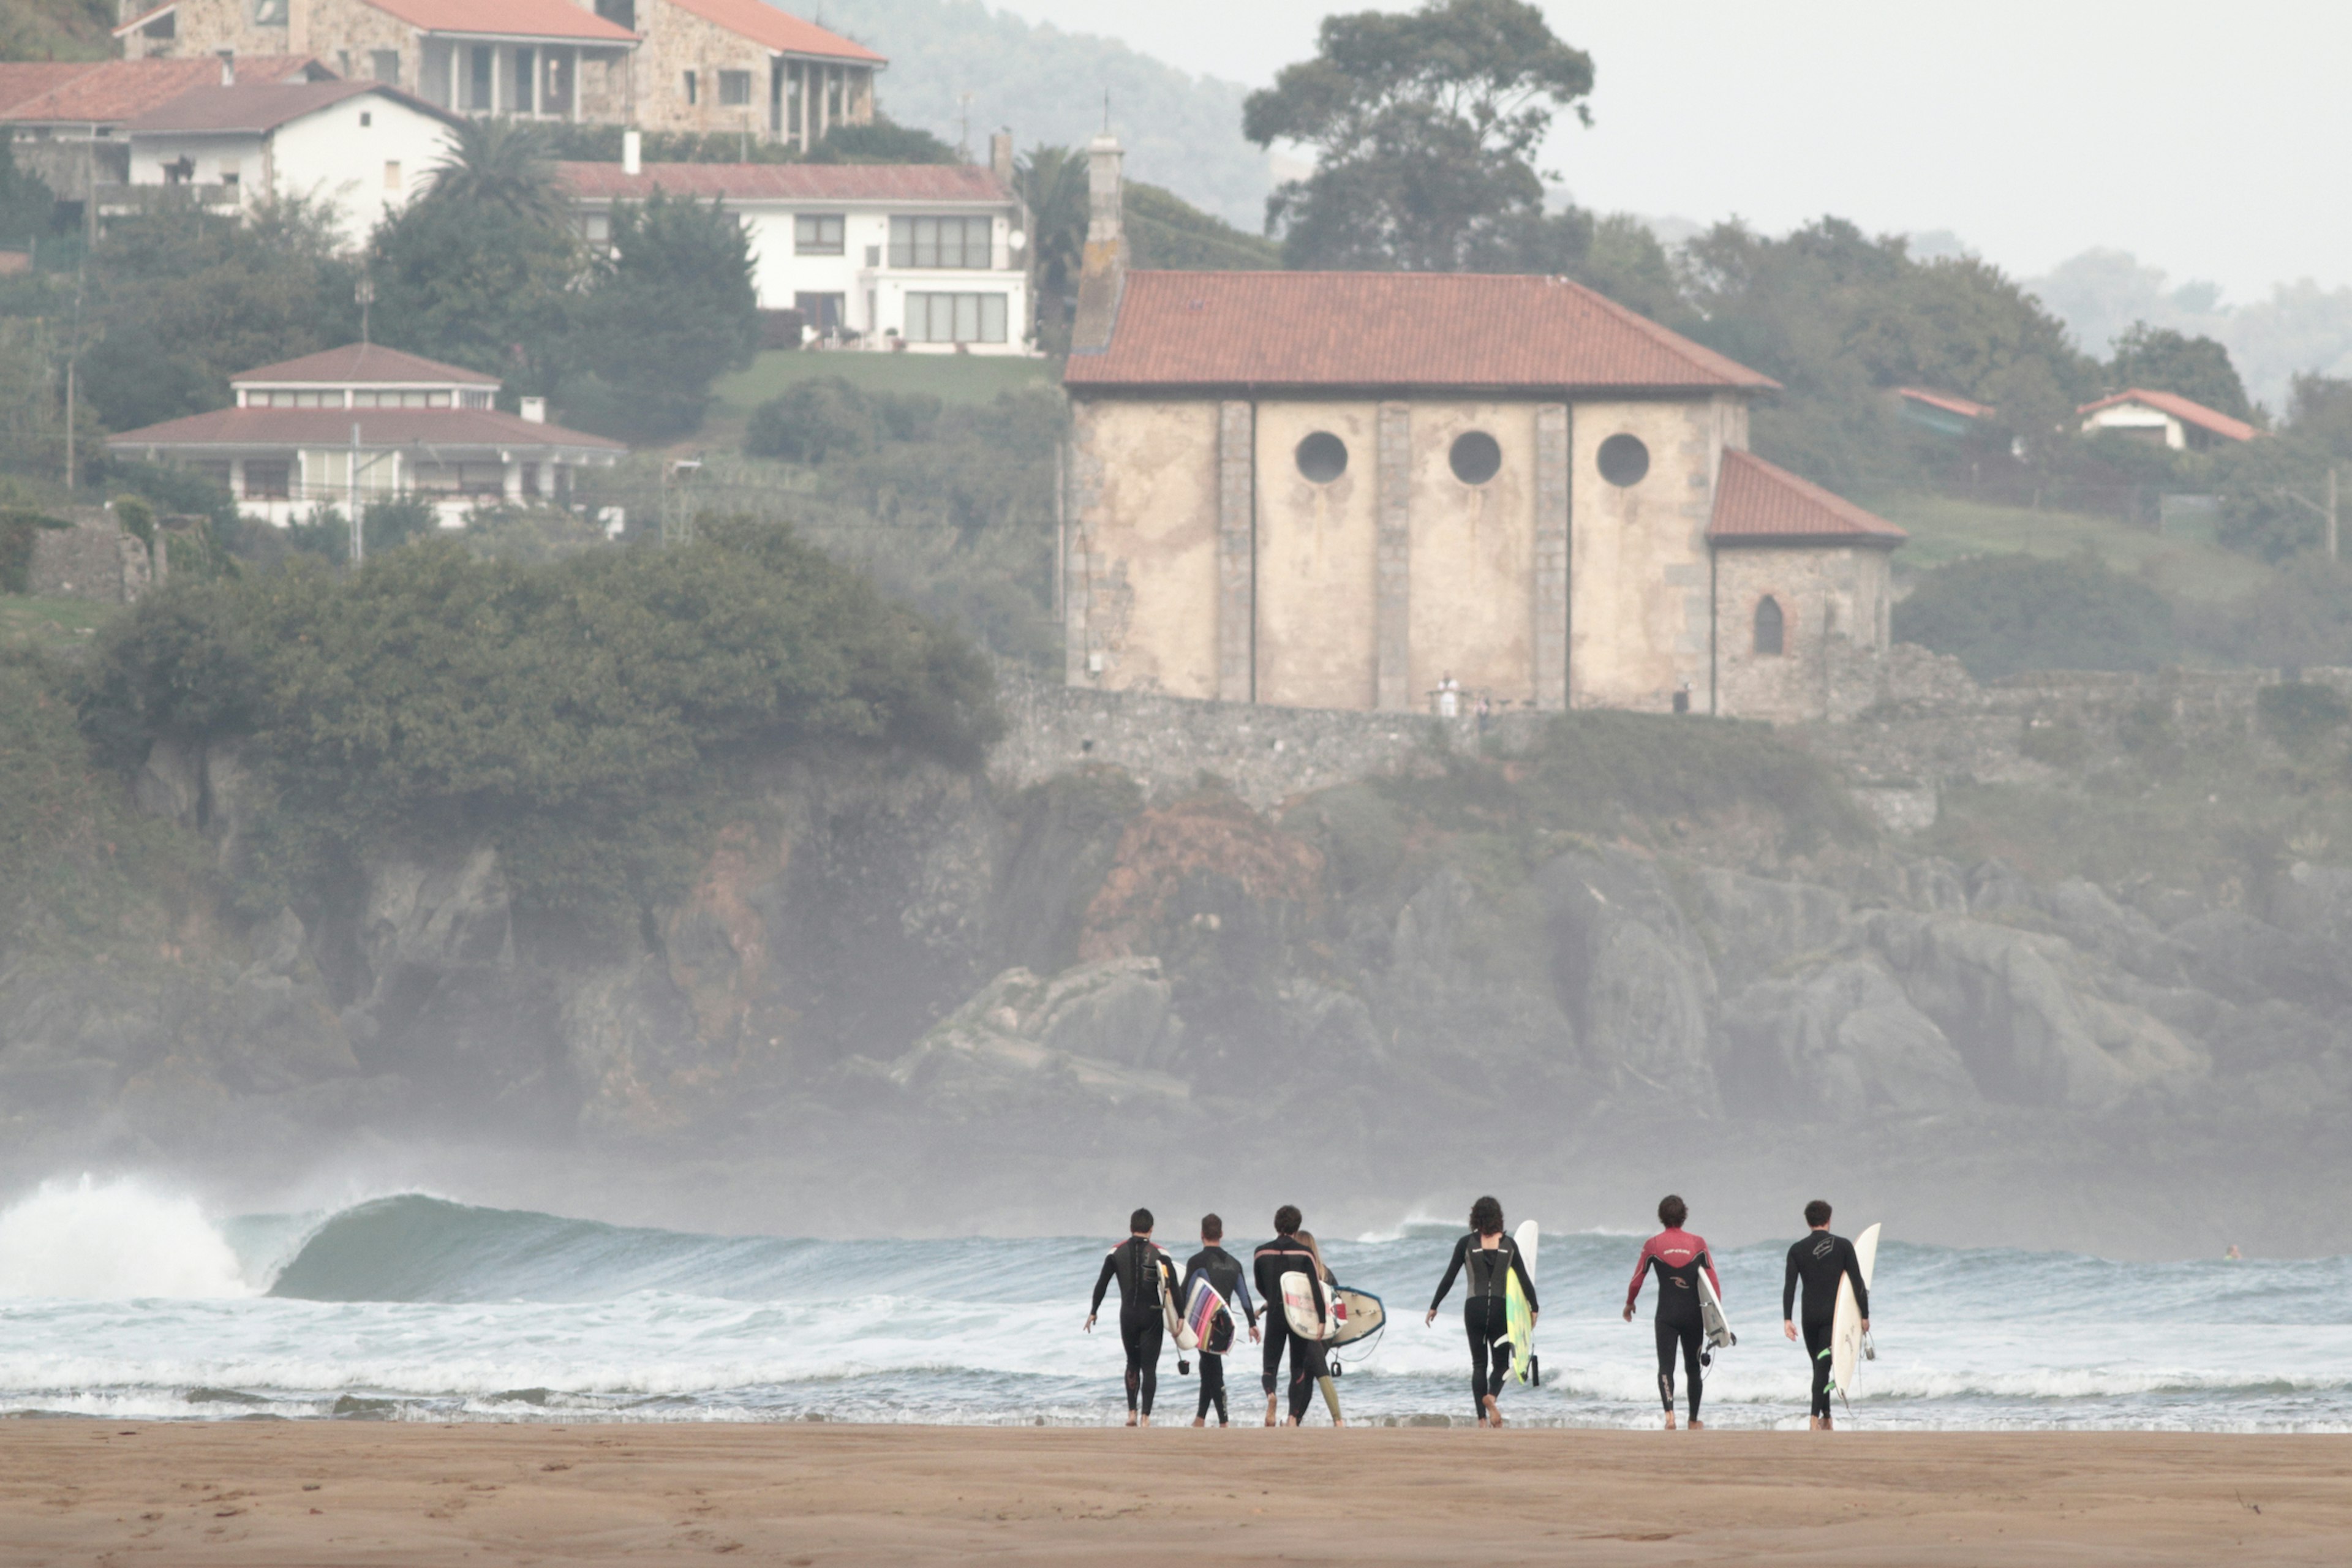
[350,421,363,564]
[2271,467,2342,561]
[356,276,375,347]
[2332,467,2340,563]
[64,262,86,494]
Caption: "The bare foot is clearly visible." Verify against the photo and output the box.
[1822,1416,1835,1431]
[1264,1395,1278,1428]
[1688,1417,1705,1430]
[1126,1412,1138,1428]
[1664,1412,1677,1431]
[1483,1395,1504,1428]
[1192,1417,1205,1428]
[1332,1417,1346,1429]
[1138,1414,1151,1428]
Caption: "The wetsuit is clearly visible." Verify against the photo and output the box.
[1784,1229,1869,1419]
[1253,1233,1330,1422]
[1180,1244,1259,1424]
[1091,1234,1175,1417]
[1428,1232,1539,1419]
[1626,1227,1720,1422]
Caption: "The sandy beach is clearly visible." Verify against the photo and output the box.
[0,1422,2345,1566]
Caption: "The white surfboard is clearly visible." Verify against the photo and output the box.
[1698,1265,1736,1350]
[1827,1223,1881,1408]
[1161,1259,1199,1352]
[1508,1220,1539,1385]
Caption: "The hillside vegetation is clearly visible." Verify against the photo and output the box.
[0,0,111,62]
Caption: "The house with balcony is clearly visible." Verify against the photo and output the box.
[105,343,626,529]
[560,142,1030,351]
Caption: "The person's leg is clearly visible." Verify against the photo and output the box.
[1654,1316,1679,1426]
[1681,1321,1705,1425]
[1804,1319,1834,1426]
[1136,1313,1163,1421]
[1197,1351,1224,1425]
[1120,1306,1147,1420]
[1262,1322,1286,1425]
[1464,1302,1491,1420]
[1287,1333,1325,1423]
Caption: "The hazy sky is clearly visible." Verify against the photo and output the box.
[993,0,2346,304]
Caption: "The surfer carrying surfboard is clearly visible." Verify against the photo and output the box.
[1180,1215,1261,1428]
[1781,1199,1870,1431]
[1425,1196,1537,1428]
[1622,1195,1722,1431]
[1253,1207,1335,1428]
[1085,1208,1178,1427]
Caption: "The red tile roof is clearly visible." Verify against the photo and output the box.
[0,56,323,125]
[233,345,501,387]
[558,160,1007,202]
[2078,388,2258,443]
[363,0,639,41]
[125,80,461,134]
[665,0,884,64]
[107,406,624,453]
[1709,448,1906,547]
[1062,271,1779,394]
[0,64,97,117]
[1894,386,1996,420]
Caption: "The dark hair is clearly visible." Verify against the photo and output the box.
[1658,1194,1687,1229]
[1274,1204,1302,1235]
[1200,1213,1223,1242]
[1130,1207,1153,1233]
[1804,1199,1832,1228]
[1469,1195,1503,1236]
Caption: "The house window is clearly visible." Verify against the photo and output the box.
[1449,431,1501,485]
[252,0,288,23]
[461,390,492,410]
[903,292,1006,344]
[1295,432,1348,484]
[795,292,845,331]
[359,112,372,127]
[594,0,636,28]
[468,46,495,113]
[371,50,401,86]
[513,47,537,114]
[1754,595,1785,657]
[718,70,752,107]
[243,459,291,499]
[683,70,698,106]
[889,215,992,268]
[384,160,401,190]
[1597,432,1649,487]
[426,391,450,408]
[794,213,843,255]
[219,160,240,188]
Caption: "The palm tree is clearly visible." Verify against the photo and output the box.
[425,118,567,227]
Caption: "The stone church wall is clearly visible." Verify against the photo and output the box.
[1405,399,1540,711]
[1713,543,1895,723]
[1253,398,1379,710]
[1065,398,1221,699]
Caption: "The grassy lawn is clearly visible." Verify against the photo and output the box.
[0,595,113,655]
[697,350,1057,451]
[1872,492,2275,604]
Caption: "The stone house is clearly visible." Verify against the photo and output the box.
[111,0,880,146]
[1060,137,1904,723]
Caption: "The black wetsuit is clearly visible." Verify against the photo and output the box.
[1427,1233,1538,1419]
[1091,1234,1175,1416]
[1626,1228,1718,1422]
[1253,1234,1330,1423]
[1181,1244,1259,1424]
[1783,1229,1869,1419]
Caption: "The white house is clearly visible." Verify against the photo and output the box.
[121,78,458,248]
[2078,388,2258,451]
[106,343,626,529]
[560,145,1032,353]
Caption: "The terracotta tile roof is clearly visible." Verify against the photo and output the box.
[364,0,639,42]
[0,56,322,124]
[664,0,884,64]
[2078,388,2258,443]
[1894,386,1996,420]
[125,80,461,134]
[0,64,97,117]
[558,160,1007,202]
[107,406,625,452]
[233,345,502,386]
[1709,448,1905,547]
[1062,271,1778,394]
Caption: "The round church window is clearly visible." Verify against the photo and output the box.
[1449,431,1502,485]
[1295,431,1349,484]
[1597,432,1650,488]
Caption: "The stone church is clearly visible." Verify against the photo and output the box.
[1060,138,1904,724]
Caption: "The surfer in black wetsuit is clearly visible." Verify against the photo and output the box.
[1085,1208,1177,1427]
[1782,1199,1870,1431]
[1253,1206,1332,1428]
[1180,1213,1261,1427]
[1623,1194,1721,1430]
[1425,1195,1538,1427]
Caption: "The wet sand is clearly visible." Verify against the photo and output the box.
[1,1421,2345,1565]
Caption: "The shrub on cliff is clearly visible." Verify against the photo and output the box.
[1894,552,2177,681]
[76,521,1000,919]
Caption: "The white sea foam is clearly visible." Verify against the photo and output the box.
[0,1177,252,1301]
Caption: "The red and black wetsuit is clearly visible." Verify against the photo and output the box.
[1091,1235,1174,1415]
[1626,1227,1721,1421]
[1784,1229,1869,1418]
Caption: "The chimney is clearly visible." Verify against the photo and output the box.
[519,396,547,424]
[217,49,235,86]
[989,129,1013,187]
[622,128,641,176]
[1069,133,1126,352]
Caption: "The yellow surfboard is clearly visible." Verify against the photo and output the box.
[1506,1220,1538,1384]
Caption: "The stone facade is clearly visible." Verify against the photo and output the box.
[29,513,154,603]
[623,0,874,143]
[1713,541,1895,724]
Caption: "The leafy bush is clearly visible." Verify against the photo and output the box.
[1894,552,2176,680]
[0,506,66,593]
[76,524,1000,921]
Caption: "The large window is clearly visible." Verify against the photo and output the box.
[718,70,753,107]
[904,292,1007,344]
[795,292,845,331]
[889,216,992,269]
[370,50,401,85]
[794,213,843,255]
[252,0,288,23]
[467,46,494,112]
[242,460,290,499]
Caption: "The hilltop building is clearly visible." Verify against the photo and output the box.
[2078,388,2258,451]
[560,132,1028,349]
[1059,137,1905,725]
[105,344,625,529]
[110,0,881,146]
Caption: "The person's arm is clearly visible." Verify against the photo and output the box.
[1623,1240,1655,1316]
[1843,1238,1870,1321]
[1254,1249,1280,1316]
[1427,1236,1468,1315]
[1231,1261,1258,1325]
[1782,1243,1800,1322]
[1509,1242,1539,1316]
[1088,1248,1118,1324]
[1700,1246,1722,1302]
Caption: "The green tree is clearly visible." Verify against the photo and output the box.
[1893,552,2176,680]
[421,118,569,226]
[1242,0,1593,270]
[564,189,758,440]
[1014,144,1087,352]
[806,115,959,164]
[2107,322,2253,421]
[0,135,55,245]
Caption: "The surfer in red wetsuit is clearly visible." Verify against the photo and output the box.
[1623,1194,1721,1430]
[1086,1208,1176,1427]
